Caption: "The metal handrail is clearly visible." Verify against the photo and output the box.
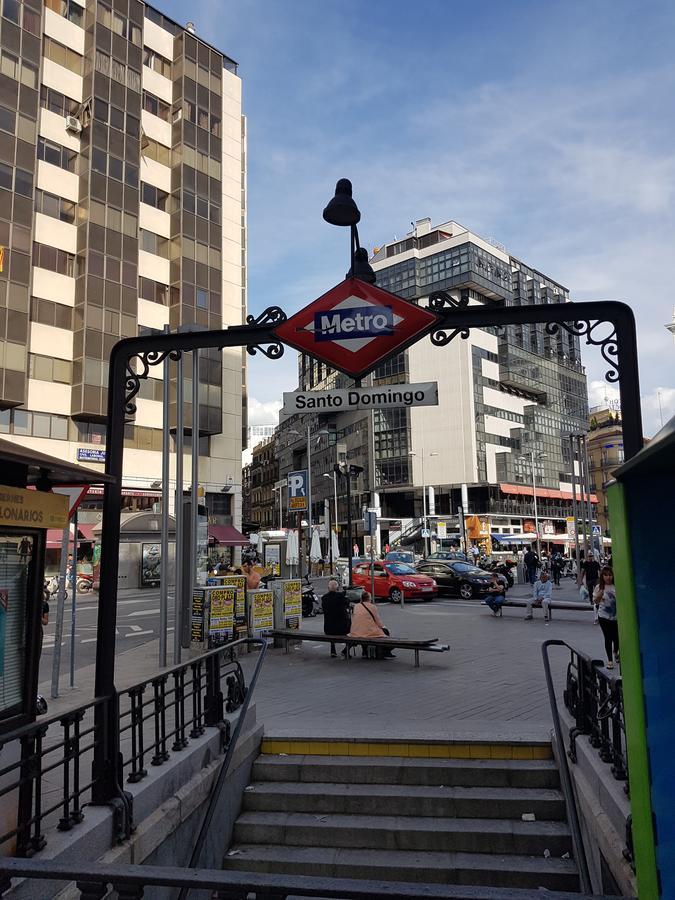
[542,639,592,894]
[177,635,267,898]
[0,857,620,899]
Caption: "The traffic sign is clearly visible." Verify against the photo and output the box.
[363,509,378,535]
[592,524,601,536]
[274,277,439,380]
[282,381,438,415]
[287,470,308,510]
[421,529,431,538]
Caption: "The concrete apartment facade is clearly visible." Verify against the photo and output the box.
[277,218,592,553]
[0,0,246,528]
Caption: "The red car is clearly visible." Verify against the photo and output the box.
[352,561,438,604]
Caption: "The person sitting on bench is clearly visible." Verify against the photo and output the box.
[321,579,351,658]
[525,571,553,621]
[349,591,395,659]
[485,573,506,616]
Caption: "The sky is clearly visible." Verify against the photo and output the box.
[165,0,675,437]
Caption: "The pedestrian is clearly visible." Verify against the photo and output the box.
[485,574,506,616]
[349,590,394,658]
[321,578,351,658]
[551,551,563,588]
[594,566,619,669]
[470,544,479,562]
[523,547,539,585]
[525,571,552,621]
[242,560,261,591]
[384,542,390,555]
[18,535,31,564]
[352,541,359,558]
[579,555,601,622]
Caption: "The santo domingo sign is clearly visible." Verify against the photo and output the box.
[274,277,439,380]
[282,382,439,414]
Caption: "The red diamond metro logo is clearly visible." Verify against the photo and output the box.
[274,278,439,380]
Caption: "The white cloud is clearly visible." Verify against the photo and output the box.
[247,396,282,427]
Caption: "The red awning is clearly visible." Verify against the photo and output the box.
[499,483,597,503]
[208,524,249,546]
[46,524,96,548]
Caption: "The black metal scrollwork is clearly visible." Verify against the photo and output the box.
[125,349,182,416]
[245,305,287,361]
[545,320,619,382]
[428,291,471,347]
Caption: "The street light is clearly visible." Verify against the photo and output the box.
[323,471,339,536]
[323,179,376,283]
[408,449,439,558]
[518,450,547,559]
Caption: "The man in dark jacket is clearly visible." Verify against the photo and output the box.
[523,548,539,585]
[322,579,351,658]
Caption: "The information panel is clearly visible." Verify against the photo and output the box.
[209,587,236,644]
[250,590,274,635]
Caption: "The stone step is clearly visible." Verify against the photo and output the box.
[243,780,567,820]
[234,810,572,857]
[224,844,580,892]
[253,754,561,789]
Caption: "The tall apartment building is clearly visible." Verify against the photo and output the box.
[277,218,591,551]
[587,405,624,535]
[0,0,246,527]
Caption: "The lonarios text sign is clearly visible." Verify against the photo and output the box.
[282,382,439,414]
[0,485,68,529]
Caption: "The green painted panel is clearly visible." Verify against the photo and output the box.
[607,481,659,899]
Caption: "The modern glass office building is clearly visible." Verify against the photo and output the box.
[277,218,592,551]
[0,0,246,526]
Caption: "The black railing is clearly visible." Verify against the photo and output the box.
[0,857,618,899]
[559,641,628,781]
[0,638,261,858]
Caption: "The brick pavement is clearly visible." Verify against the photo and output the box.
[246,578,604,743]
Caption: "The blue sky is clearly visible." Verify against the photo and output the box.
[165,0,675,436]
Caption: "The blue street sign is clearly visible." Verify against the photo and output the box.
[287,470,308,511]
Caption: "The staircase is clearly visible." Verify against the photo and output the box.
[224,738,585,894]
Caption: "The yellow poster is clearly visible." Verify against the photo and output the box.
[0,486,68,529]
[283,579,302,618]
[251,590,274,631]
[215,575,246,618]
[209,587,235,639]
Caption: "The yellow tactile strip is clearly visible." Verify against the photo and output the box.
[260,739,552,760]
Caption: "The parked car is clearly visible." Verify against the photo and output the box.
[415,560,493,599]
[352,561,437,604]
[384,550,416,566]
[426,550,468,562]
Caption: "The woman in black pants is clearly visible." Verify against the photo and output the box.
[594,566,619,669]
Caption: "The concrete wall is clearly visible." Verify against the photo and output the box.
[7,707,262,899]
[553,710,637,897]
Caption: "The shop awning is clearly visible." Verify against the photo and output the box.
[492,533,536,544]
[46,524,94,548]
[499,483,597,504]
[208,524,249,546]
[77,523,95,542]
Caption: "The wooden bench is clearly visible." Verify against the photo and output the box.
[487,599,594,619]
[271,629,450,668]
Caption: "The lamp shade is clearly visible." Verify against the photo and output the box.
[349,247,376,284]
[323,178,361,227]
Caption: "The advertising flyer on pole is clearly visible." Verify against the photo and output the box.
[251,590,274,634]
[209,587,236,642]
[207,574,246,618]
[283,579,302,618]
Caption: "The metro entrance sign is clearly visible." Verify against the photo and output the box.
[274,277,439,380]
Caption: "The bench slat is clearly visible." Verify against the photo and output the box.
[271,630,441,649]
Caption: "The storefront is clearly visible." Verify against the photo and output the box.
[92,511,175,590]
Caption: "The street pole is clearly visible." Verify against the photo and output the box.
[190,348,199,589]
[174,354,184,665]
[421,456,429,559]
[50,524,70,698]
[159,326,170,668]
[581,434,595,557]
[531,450,541,560]
[332,472,338,540]
[306,423,312,577]
[326,498,333,573]
[569,435,581,571]
[346,472,353,587]
[69,510,78,688]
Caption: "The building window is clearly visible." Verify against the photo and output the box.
[141,138,170,167]
[45,0,83,27]
[40,85,80,118]
[1,0,20,26]
[0,105,15,134]
[37,136,77,173]
[141,182,168,211]
[142,91,171,122]
[139,229,169,259]
[43,37,83,75]
[142,47,171,78]
[29,353,72,383]
[30,296,72,329]
[32,242,76,277]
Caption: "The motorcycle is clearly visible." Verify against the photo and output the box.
[45,575,68,602]
[76,573,94,592]
[482,559,516,589]
[301,574,321,617]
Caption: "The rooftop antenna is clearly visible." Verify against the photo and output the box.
[186,21,196,33]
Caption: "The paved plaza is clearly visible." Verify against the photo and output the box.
[41,579,608,742]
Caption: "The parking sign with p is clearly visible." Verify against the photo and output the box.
[288,470,308,510]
